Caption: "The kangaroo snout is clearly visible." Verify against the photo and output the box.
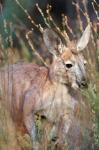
[80,77,88,88]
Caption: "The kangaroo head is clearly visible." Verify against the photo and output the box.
[43,25,91,89]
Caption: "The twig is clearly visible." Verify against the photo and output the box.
[26,30,48,67]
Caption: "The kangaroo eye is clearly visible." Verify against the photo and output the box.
[65,63,73,69]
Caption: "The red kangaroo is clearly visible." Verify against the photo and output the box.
[0,25,91,150]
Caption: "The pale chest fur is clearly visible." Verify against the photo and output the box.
[36,82,78,123]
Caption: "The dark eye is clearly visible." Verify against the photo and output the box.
[65,63,73,68]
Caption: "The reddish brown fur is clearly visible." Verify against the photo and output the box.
[61,48,74,60]
[0,26,92,149]
[0,63,48,131]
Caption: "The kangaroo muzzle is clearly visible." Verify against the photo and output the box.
[80,77,88,88]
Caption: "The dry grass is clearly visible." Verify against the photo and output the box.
[0,0,99,150]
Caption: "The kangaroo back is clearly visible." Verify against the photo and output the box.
[0,63,48,125]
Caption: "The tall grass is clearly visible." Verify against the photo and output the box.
[0,0,99,149]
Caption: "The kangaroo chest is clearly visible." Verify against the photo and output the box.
[37,84,78,123]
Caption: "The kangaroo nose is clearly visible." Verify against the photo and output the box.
[51,135,58,142]
[81,78,88,88]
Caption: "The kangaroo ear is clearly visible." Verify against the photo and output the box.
[77,25,91,52]
[43,28,63,57]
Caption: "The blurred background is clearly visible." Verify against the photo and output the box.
[0,0,99,150]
